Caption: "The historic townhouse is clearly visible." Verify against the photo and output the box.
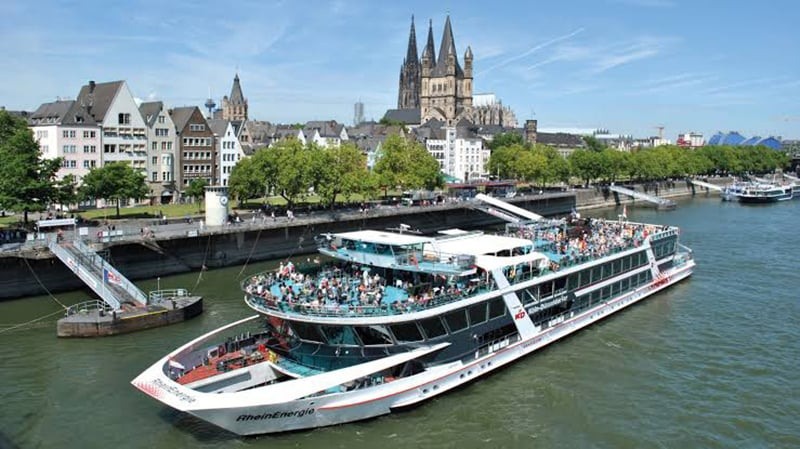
[29,99,102,181]
[209,119,244,187]
[74,81,148,175]
[139,101,178,204]
[170,106,216,192]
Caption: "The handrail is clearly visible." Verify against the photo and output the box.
[72,239,147,305]
[148,289,189,303]
[64,299,115,317]
[46,238,122,310]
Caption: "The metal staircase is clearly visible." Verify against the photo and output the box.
[469,193,543,224]
[47,237,147,310]
[608,185,676,209]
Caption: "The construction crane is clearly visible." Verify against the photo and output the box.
[654,125,665,140]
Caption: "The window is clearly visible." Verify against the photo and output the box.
[488,298,507,319]
[82,130,96,139]
[151,142,157,151]
[468,303,487,325]
[319,325,360,345]
[353,325,393,346]
[289,321,325,343]
[104,144,116,153]
[189,123,205,132]
[419,317,447,339]
[151,156,158,165]
[151,171,158,181]
[158,115,165,124]
[83,161,90,169]
[390,322,424,343]
[118,113,131,125]
[155,128,169,137]
[444,309,468,333]
[90,160,96,168]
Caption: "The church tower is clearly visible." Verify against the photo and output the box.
[397,16,420,109]
[222,73,248,121]
[419,16,473,126]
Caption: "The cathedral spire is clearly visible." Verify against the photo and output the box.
[405,15,419,64]
[423,18,436,62]
[229,73,244,105]
[436,15,460,73]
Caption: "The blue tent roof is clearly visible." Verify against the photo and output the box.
[708,132,723,145]
[756,137,782,150]
[741,136,761,146]
[720,132,745,146]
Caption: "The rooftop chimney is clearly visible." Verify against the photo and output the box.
[89,80,96,93]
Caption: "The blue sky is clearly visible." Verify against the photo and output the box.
[1,0,799,139]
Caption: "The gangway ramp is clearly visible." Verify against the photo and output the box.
[608,185,676,210]
[47,237,147,310]
[688,179,723,192]
[471,193,543,223]
[783,173,800,183]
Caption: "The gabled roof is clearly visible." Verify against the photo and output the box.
[207,118,230,137]
[304,120,345,138]
[138,101,164,127]
[62,100,98,126]
[29,100,75,125]
[74,80,125,123]
[383,108,420,125]
[169,106,198,131]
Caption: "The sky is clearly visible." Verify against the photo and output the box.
[1,0,799,139]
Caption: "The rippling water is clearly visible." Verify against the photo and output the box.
[1,197,798,449]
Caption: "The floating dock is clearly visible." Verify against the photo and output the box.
[40,218,203,337]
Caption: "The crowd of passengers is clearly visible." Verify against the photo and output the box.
[514,218,668,269]
[244,261,492,314]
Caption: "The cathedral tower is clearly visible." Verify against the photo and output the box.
[222,73,248,121]
[397,16,420,109]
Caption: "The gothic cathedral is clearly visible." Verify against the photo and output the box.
[397,16,473,126]
[222,73,248,121]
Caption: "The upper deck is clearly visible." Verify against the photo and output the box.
[242,219,680,321]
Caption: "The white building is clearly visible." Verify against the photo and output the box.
[76,80,148,174]
[209,119,245,187]
[677,132,704,148]
[29,99,101,180]
[417,122,489,181]
[303,121,349,148]
[139,101,178,203]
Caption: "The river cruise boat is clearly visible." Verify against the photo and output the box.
[132,205,695,436]
[722,180,793,203]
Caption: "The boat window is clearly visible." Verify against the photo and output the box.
[390,322,424,343]
[554,276,566,291]
[622,256,631,271]
[320,325,361,346]
[289,321,325,343]
[621,277,630,291]
[468,303,488,325]
[419,317,447,339]
[611,281,620,296]
[488,298,507,319]
[354,325,394,346]
[591,266,602,283]
[612,259,622,275]
[444,309,468,333]
[601,286,611,300]
[540,281,553,298]
[567,273,580,291]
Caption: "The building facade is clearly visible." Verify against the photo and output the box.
[221,74,248,121]
[140,101,177,203]
[170,106,216,192]
[209,119,244,187]
[470,93,518,128]
[29,100,101,180]
[397,17,420,109]
[75,81,148,175]
[416,121,488,181]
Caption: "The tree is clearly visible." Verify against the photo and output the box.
[489,132,526,151]
[373,135,442,194]
[54,174,78,209]
[184,179,208,212]
[568,149,602,186]
[583,135,607,152]
[0,110,61,224]
[272,139,312,208]
[486,144,525,179]
[310,143,368,208]
[79,163,148,218]
[228,156,264,207]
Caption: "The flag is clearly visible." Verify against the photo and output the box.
[103,268,122,285]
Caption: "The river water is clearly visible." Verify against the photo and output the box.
[1,196,798,449]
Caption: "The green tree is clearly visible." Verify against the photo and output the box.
[486,144,526,179]
[568,149,602,186]
[489,132,526,151]
[79,163,148,218]
[54,174,78,209]
[583,135,607,152]
[184,178,208,212]
[272,139,312,208]
[311,143,368,208]
[0,110,62,224]
[228,156,263,206]
[374,135,442,194]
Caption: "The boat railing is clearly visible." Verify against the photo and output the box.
[64,299,115,317]
[148,289,190,304]
[244,283,495,318]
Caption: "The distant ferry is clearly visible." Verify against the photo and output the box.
[723,181,793,203]
[132,198,695,436]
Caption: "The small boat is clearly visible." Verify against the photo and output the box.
[737,183,793,203]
